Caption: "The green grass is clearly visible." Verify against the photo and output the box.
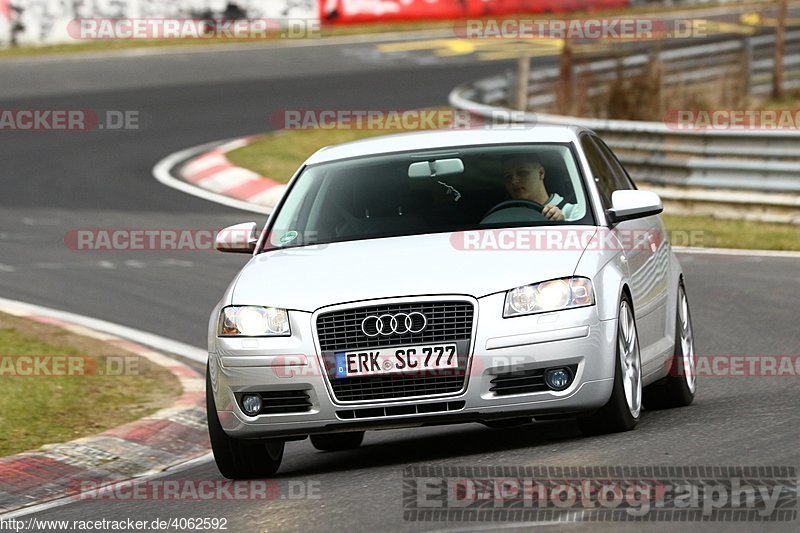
[0,0,747,59]
[0,312,181,457]
[661,214,800,252]
[226,127,429,182]
[227,120,800,252]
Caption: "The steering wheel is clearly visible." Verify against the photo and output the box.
[482,199,546,219]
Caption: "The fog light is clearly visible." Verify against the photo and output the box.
[241,394,262,416]
[544,368,572,391]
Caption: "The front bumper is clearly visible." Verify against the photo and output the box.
[210,293,617,439]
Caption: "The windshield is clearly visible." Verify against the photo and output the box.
[263,143,593,250]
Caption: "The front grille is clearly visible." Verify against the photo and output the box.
[332,373,466,402]
[317,301,473,352]
[316,301,474,402]
[336,400,465,420]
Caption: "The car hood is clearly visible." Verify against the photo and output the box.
[231,228,597,312]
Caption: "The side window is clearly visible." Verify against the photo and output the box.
[595,138,636,191]
[580,135,615,209]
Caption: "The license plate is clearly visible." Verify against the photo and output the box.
[334,343,458,378]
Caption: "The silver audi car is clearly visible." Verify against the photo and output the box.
[206,125,696,479]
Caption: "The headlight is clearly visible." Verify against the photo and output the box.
[504,277,595,317]
[218,306,290,336]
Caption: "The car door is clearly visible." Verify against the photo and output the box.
[581,134,670,373]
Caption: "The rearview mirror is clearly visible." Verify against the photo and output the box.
[607,190,663,224]
[215,222,258,253]
[408,158,464,178]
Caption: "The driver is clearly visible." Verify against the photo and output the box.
[501,154,577,221]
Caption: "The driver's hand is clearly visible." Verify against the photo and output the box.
[542,204,565,221]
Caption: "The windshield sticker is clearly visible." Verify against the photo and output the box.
[279,231,299,245]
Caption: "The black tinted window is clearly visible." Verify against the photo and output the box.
[581,136,615,209]
[595,138,636,191]
[264,143,594,250]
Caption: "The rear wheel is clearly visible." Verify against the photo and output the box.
[206,365,284,479]
[644,282,696,409]
[578,295,642,435]
[310,432,365,451]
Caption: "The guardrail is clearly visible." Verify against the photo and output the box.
[450,31,800,197]
[472,30,800,110]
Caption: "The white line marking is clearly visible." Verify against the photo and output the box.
[0,264,15,272]
[0,453,214,520]
[3,29,459,65]
[161,259,194,267]
[0,296,207,363]
[425,514,586,532]
[152,139,272,215]
[33,262,64,269]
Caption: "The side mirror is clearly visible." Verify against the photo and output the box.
[215,222,258,253]
[607,190,663,224]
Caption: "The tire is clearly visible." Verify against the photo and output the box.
[310,432,365,451]
[578,294,642,436]
[644,282,696,409]
[206,365,284,479]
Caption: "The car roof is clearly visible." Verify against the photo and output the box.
[304,125,590,165]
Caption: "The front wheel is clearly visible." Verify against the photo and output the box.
[206,365,284,479]
[578,295,642,435]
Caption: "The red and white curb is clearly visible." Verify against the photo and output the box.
[153,137,285,216]
[0,299,209,515]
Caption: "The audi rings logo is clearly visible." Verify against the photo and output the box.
[361,312,427,337]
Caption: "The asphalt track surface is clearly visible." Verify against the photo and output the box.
[1,17,800,533]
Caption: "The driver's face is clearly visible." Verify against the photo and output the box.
[502,158,542,200]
